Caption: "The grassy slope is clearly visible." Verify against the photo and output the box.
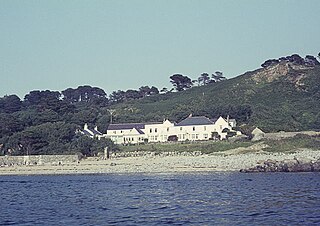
[119,135,320,154]
[110,66,320,132]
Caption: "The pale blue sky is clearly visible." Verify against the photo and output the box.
[1,0,320,98]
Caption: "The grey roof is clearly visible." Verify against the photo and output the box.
[176,116,214,126]
[135,128,145,134]
[79,129,93,137]
[88,128,102,135]
[108,123,145,130]
[210,118,218,123]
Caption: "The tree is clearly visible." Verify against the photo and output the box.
[0,95,22,113]
[62,85,108,104]
[109,90,125,103]
[261,59,279,68]
[70,136,115,157]
[305,55,320,66]
[124,89,142,100]
[0,113,24,138]
[170,74,193,91]
[150,86,159,95]
[286,54,304,65]
[24,90,62,112]
[211,71,226,82]
[198,73,211,86]
[160,87,168,94]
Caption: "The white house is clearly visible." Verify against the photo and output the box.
[78,123,103,139]
[103,115,238,145]
[106,123,146,144]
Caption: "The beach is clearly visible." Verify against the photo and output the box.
[1,149,320,175]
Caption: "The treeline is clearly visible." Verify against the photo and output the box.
[261,53,320,68]
[0,86,114,156]
[1,52,319,156]
[0,69,227,156]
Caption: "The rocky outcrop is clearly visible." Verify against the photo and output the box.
[240,158,320,173]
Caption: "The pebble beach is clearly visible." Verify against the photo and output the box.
[1,149,320,175]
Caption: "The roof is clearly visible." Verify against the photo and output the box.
[88,128,102,135]
[108,123,145,130]
[210,118,218,123]
[176,116,214,126]
[79,129,93,137]
[135,128,145,134]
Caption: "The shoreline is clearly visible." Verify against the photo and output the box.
[1,149,320,176]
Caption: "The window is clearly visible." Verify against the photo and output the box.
[113,131,116,134]
[220,125,222,130]
[204,134,208,139]
[167,128,169,132]
[204,126,206,131]
[193,127,195,131]
[150,128,152,133]
[121,130,123,133]
[180,127,182,131]
[155,128,158,133]
[195,134,199,139]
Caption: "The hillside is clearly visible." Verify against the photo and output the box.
[1,54,319,156]
[110,61,320,132]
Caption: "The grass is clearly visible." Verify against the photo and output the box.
[264,135,320,153]
[118,135,320,154]
[118,140,254,154]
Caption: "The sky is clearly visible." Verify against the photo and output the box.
[1,0,320,98]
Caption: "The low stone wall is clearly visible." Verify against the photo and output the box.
[111,151,203,158]
[0,155,79,166]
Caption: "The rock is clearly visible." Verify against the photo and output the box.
[240,157,320,173]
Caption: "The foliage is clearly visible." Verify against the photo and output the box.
[0,95,22,113]
[170,74,193,91]
[0,122,115,157]
[0,53,319,155]
[119,140,253,154]
[264,135,320,152]
[62,85,108,105]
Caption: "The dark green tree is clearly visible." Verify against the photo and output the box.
[170,74,193,91]
[198,73,211,86]
[211,71,226,82]
[0,95,22,113]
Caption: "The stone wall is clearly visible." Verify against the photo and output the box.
[0,155,79,166]
[111,151,203,158]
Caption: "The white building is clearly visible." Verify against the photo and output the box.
[78,123,103,139]
[104,115,239,145]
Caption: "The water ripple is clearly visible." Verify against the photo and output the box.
[0,173,320,225]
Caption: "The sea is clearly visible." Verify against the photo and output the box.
[0,172,319,226]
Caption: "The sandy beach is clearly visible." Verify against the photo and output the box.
[1,149,320,175]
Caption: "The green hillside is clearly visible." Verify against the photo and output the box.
[1,55,319,156]
[111,62,320,132]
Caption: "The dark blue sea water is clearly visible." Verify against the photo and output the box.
[0,173,320,226]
